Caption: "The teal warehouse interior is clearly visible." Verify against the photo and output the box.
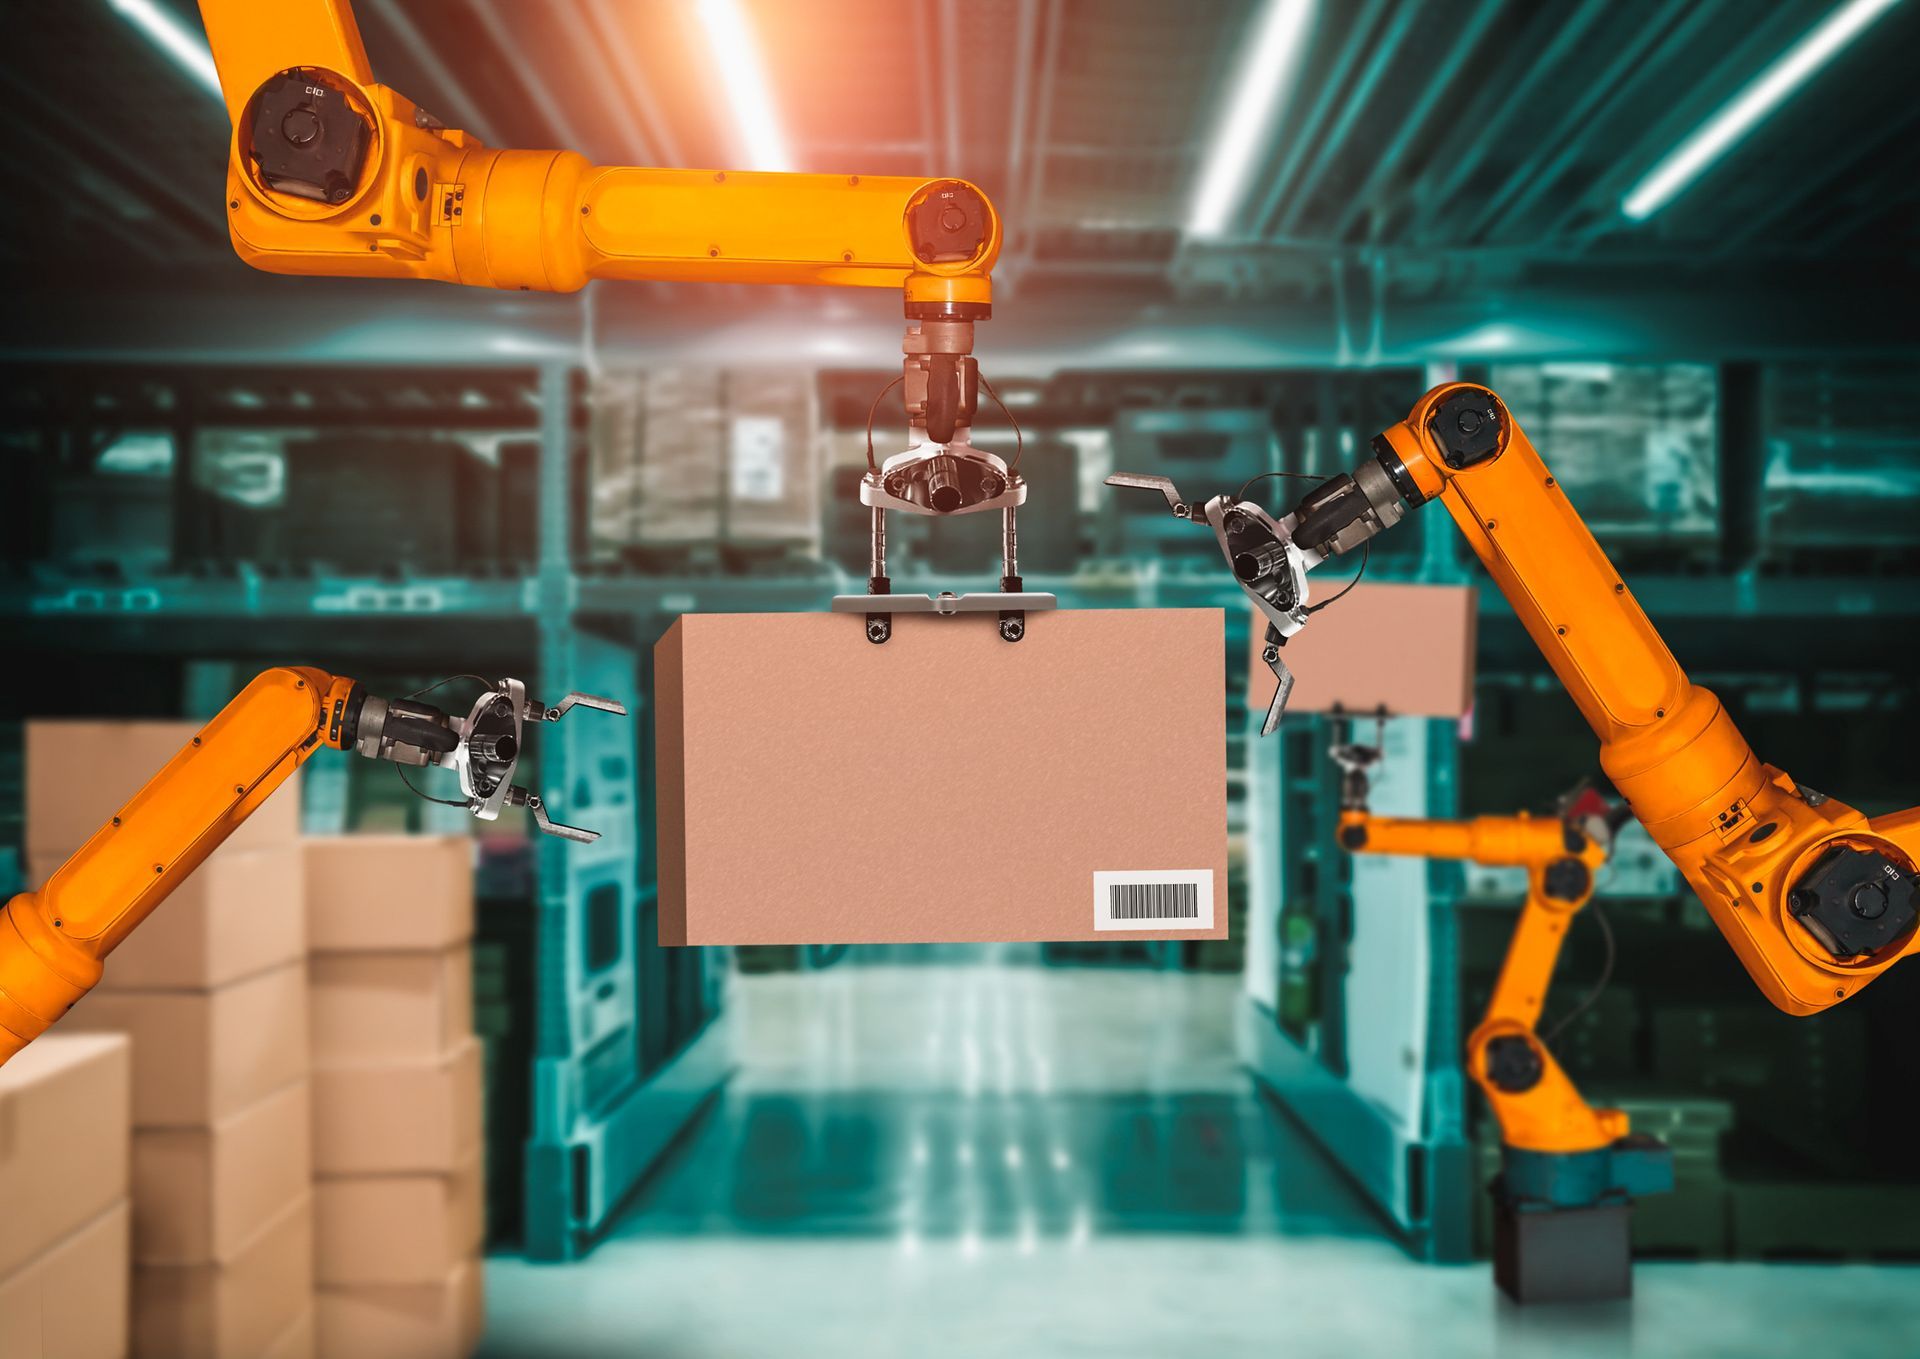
[2,1,1918,1356]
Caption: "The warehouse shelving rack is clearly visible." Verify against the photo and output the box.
[10,357,1920,1263]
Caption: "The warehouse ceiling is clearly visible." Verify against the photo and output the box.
[4,0,1917,358]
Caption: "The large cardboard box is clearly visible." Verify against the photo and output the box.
[60,962,308,1127]
[133,1192,313,1359]
[654,609,1230,944]
[1246,583,1479,719]
[133,1079,312,1265]
[316,1259,482,1359]
[312,1039,483,1176]
[0,1032,130,1280]
[0,1200,131,1359]
[26,720,301,859]
[27,844,305,993]
[302,837,473,954]
[263,1309,315,1359]
[315,1154,483,1286]
[309,947,473,1066]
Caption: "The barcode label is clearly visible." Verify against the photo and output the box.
[1093,870,1214,932]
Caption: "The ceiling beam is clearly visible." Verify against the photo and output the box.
[0,133,176,265]
[1708,102,1920,259]
[1406,0,1614,243]
[939,0,964,173]
[363,0,506,148]
[1252,0,1393,238]
[467,0,593,156]
[583,0,682,165]
[0,74,224,249]
[910,0,941,173]
[1270,0,1420,241]
[1533,1,1815,249]
[1458,0,1723,245]
[1010,0,1064,274]
[551,0,655,164]
[1004,0,1041,206]
[1326,0,1506,244]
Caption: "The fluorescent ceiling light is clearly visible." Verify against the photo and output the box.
[1622,0,1904,221]
[1188,0,1315,238]
[694,0,793,172]
[108,0,222,99]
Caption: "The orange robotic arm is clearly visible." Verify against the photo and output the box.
[0,669,623,1067]
[1337,804,1619,1154]
[195,0,1000,451]
[1255,383,1918,1016]
[0,668,355,1065]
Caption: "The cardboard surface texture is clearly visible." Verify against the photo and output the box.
[317,1259,482,1359]
[60,961,308,1127]
[302,837,474,953]
[28,844,305,993]
[0,1033,131,1281]
[133,1079,312,1265]
[312,1039,483,1175]
[315,1154,484,1286]
[309,947,473,1065]
[0,1200,131,1359]
[655,609,1229,944]
[26,720,301,859]
[133,1192,313,1359]
[1247,583,1478,719]
[263,1309,316,1359]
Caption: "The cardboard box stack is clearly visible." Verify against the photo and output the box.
[303,836,484,1359]
[0,1033,132,1359]
[26,720,314,1359]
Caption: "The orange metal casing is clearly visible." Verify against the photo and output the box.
[198,0,999,305]
[0,669,353,1067]
[1376,384,1920,1015]
[1341,809,1620,1154]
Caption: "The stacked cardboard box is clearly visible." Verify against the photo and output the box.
[588,366,824,558]
[304,836,484,1359]
[26,720,315,1359]
[0,1033,132,1359]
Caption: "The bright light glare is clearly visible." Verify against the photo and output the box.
[694,0,793,171]
[1188,0,1315,238]
[1622,0,1904,220]
[109,0,222,98]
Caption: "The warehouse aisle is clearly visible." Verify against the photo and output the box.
[481,957,1918,1359]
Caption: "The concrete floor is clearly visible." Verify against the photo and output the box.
[482,955,1920,1359]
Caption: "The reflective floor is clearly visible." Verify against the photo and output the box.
[482,955,1920,1359]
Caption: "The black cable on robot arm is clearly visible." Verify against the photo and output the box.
[977,371,1024,471]
[863,376,905,474]
[394,761,471,809]
[1541,902,1616,1045]
[1306,540,1369,614]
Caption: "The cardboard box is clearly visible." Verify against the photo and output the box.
[26,720,301,860]
[316,1259,482,1359]
[316,1154,483,1286]
[0,1032,131,1280]
[1247,583,1478,719]
[263,1308,315,1359]
[61,962,308,1127]
[0,1200,131,1359]
[654,609,1229,944]
[27,844,304,993]
[312,1039,482,1175]
[302,837,473,954]
[133,1079,312,1265]
[309,947,473,1066]
[263,1309,315,1359]
[133,1192,313,1359]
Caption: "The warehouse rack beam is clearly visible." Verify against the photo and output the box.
[8,571,1920,630]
